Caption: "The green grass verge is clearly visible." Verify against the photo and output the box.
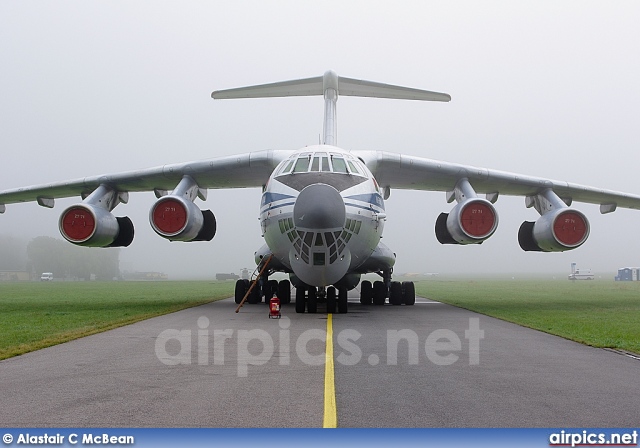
[4,279,639,360]
[0,281,234,360]
[415,278,640,354]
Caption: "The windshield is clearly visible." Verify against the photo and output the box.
[277,152,365,176]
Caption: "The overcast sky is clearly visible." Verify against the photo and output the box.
[1,1,640,279]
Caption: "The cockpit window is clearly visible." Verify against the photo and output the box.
[279,160,294,175]
[311,156,320,172]
[293,156,311,173]
[321,156,330,172]
[277,152,367,176]
[331,156,348,174]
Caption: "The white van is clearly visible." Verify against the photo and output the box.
[40,272,54,281]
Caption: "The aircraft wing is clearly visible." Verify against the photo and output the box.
[358,150,640,213]
[0,150,291,212]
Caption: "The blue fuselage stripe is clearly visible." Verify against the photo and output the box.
[344,202,384,213]
[261,202,296,213]
[262,199,383,214]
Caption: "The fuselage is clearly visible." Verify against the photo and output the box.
[259,145,387,287]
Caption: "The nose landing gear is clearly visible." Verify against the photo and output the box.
[294,284,349,314]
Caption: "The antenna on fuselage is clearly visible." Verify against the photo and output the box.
[211,70,451,147]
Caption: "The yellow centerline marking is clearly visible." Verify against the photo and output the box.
[323,313,337,428]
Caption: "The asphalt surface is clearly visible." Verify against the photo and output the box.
[0,295,638,427]
[332,300,640,427]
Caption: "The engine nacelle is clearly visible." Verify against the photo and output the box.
[436,198,498,245]
[59,204,134,247]
[150,195,216,242]
[518,208,590,252]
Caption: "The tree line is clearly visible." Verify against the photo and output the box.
[0,235,120,280]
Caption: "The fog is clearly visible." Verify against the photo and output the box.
[1,1,639,279]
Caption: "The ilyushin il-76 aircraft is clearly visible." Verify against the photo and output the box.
[2,70,640,314]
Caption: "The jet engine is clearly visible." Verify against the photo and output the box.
[436,198,498,245]
[59,204,134,247]
[58,184,134,248]
[518,189,590,252]
[518,208,589,252]
[150,195,216,242]
[149,175,216,242]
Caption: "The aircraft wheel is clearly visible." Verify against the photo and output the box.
[389,281,403,305]
[234,279,246,304]
[248,282,261,304]
[307,287,318,313]
[326,287,337,314]
[338,288,348,314]
[360,280,372,305]
[295,287,306,313]
[373,281,386,306]
[261,276,269,302]
[278,280,291,304]
[403,281,416,305]
[267,279,279,303]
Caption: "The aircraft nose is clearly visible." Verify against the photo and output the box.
[293,183,345,229]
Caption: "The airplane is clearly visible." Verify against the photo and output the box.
[2,70,640,314]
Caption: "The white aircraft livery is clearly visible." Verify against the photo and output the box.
[2,70,640,313]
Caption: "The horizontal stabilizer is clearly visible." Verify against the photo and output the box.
[212,71,450,102]
[212,77,323,99]
[338,76,450,102]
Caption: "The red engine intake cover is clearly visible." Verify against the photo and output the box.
[60,207,95,242]
[553,211,588,247]
[460,201,496,238]
[152,198,188,235]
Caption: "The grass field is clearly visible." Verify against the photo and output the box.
[415,278,640,354]
[0,281,234,360]
[1,279,639,361]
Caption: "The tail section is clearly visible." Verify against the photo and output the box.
[212,70,450,146]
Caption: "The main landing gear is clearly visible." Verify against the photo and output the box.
[234,272,292,306]
[359,280,415,306]
[358,269,416,306]
[234,272,415,314]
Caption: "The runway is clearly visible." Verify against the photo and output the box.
[0,295,638,427]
